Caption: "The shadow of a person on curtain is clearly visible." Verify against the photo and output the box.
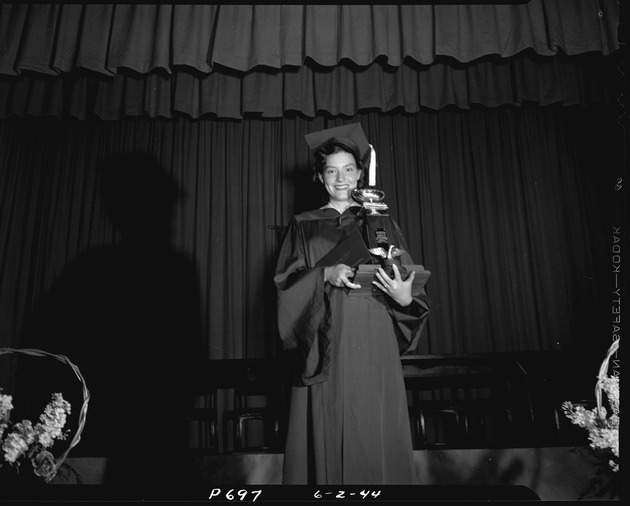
[17,151,204,492]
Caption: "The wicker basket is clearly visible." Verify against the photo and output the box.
[0,347,90,483]
[595,339,619,423]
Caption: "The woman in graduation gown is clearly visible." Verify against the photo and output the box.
[274,123,430,485]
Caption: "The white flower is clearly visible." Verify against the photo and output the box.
[2,420,36,463]
[1,392,72,474]
[0,391,13,422]
[563,373,620,471]
[35,393,71,447]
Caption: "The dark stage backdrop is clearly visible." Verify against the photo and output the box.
[0,105,621,366]
[0,3,623,387]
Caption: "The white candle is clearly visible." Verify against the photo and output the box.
[369,144,376,187]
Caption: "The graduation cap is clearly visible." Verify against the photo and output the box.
[304,123,371,167]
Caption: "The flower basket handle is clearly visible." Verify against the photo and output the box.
[595,339,619,423]
[0,347,90,483]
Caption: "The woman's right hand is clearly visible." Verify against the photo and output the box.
[324,264,361,289]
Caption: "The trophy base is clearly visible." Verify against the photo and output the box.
[348,264,431,297]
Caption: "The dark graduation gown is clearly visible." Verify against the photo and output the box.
[274,205,430,485]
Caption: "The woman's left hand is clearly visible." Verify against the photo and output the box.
[373,264,415,306]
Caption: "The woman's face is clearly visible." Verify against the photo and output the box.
[318,151,362,204]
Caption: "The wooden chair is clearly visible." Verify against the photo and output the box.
[403,354,534,449]
[222,358,286,453]
[183,361,219,454]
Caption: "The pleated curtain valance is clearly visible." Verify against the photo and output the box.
[0,3,619,76]
[0,2,621,119]
[0,52,620,120]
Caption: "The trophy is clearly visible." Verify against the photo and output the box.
[349,145,430,296]
[351,145,409,278]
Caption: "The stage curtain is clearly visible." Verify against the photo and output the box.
[0,3,618,75]
[0,51,620,120]
[0,2,620,119]
[0,107,618,361]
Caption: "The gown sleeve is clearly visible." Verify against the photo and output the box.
[384,218,431,355]
[274,216,332,386]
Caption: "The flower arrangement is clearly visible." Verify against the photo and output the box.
[0,348,89,484]
[562,340,620,498]
[0,390,71,480]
